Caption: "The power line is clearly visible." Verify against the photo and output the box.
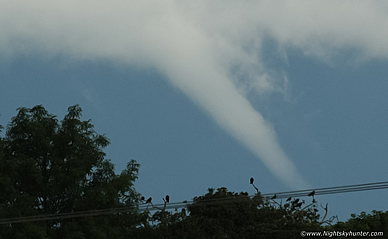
[261,181,388,199]
[1,181,387,225]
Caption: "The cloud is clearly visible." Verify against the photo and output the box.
[2,0,387,188]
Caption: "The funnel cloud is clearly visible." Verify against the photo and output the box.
[2,1,388,189]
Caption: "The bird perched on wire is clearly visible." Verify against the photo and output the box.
[286,196,292,202]
[308,190,315,197]
[292,198,300,205]
[308,190,316,203]
[145,197,152,204]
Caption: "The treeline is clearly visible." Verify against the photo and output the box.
[0,105,387,238]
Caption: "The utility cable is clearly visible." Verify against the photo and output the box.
[1,181,387,224]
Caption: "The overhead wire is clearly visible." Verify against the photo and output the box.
[261,181,388,199]
[1,181,387,224]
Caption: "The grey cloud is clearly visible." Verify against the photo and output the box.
[2,0,386,188]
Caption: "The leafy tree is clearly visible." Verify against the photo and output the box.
[3,105,386,238]
[150,187,324,239]
[0,105,142,238]
[329,210,388,235]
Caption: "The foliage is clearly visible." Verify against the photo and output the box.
[329,210,388,235]
[0,105,141,238]
[148,187,323,239]
[1,104,386,238]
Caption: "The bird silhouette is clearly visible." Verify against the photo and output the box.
[271,194,277,200]
[286,196,292,201]
[292,198,300,205]
[250,177,254,184]
[295,202,303,208]
[308,190,315,197]
[141,196,145,201]
[145,197,152,204]
[165,195,170,203]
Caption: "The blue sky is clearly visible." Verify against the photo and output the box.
[1,1,388,221]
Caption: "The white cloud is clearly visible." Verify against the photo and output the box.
[2,0,387,188]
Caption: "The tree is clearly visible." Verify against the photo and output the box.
[0,105,142,238]
[150,187,324,239]
[4,105,385,238]
[329,210,388,235]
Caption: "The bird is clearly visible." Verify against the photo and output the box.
[271,194,277,200]
[308,190,315,197]
[286,197,292,202]
[292,198,300,205]
[250,177,254,184]
[165,195,170,203]
[295,202,303,208]
[145,197,152,204]
[141,196,145,201]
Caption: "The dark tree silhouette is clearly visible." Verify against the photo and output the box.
[0,105,143,238]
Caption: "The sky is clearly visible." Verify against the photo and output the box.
[1,0,388,221]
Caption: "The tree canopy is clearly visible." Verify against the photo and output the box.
[1,105,386,238]
[328,210,388,236]
[0,105,142,238]
[145,187,324,239]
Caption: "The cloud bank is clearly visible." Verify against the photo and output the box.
[2,0,388,188]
